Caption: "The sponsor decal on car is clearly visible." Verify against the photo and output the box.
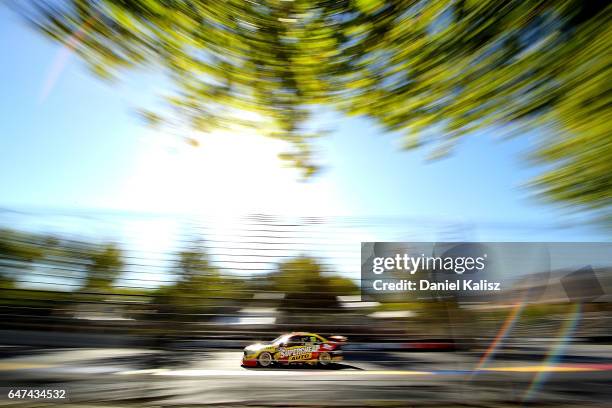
[288,353,312,361]
[278,345,318,358]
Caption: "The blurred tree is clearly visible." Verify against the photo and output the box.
[82,243,123,292]
[16,1,611,220]
[0,229,46,288]
[152,243,247,321]
[269,256,358,312]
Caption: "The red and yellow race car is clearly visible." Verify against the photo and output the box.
[241,332,346,367]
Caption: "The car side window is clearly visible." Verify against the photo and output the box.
[286,336,302,346]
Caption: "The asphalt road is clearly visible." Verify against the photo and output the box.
[1,348,611,406]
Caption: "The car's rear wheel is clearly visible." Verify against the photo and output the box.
[258,352,273,367]
[318,352,331,366]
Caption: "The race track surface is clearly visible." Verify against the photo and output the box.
[1,348,611,406]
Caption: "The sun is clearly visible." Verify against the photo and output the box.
[117,129,344,217]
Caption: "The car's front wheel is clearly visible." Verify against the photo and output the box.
[318,352,331,366]
[257,352,273,367]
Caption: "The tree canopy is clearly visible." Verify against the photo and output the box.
[17,0,612,221]
[269,256,358,311]
[0,228,47,288]
[82,243,123,291]
[152,243,249,317]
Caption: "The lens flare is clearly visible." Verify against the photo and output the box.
[39,16,93,103]
[522,302,583,403]
[474,297,527,373]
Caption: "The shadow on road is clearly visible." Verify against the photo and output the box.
[242,362,363,371]
[77,351,213,369]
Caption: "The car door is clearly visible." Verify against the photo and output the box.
[304,335,321,361]
[277,335,305,363]
[295,335,318,362]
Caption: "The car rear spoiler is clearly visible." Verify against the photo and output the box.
[328,335,347,343]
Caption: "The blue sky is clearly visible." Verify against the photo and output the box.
[0,7,608,245]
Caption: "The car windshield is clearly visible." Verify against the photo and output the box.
[271,334,290,345]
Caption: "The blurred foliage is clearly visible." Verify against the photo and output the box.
[16,0,612,220]
[1,225,610,343]
[269,256,358,311]
[0,227,359,324]
[152,243,248,319]
[0,228,126,302]
[82,243,123,292]
[0,228,46,288]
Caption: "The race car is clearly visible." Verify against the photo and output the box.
[241,332,347,367]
